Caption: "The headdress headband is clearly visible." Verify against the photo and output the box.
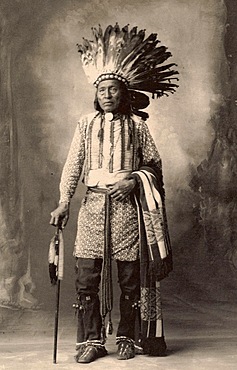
[77,23,178,99]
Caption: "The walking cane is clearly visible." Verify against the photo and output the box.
[48,223,64,364]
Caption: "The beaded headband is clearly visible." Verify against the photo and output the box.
[94,73,128,87]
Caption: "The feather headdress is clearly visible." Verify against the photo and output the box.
[77,23,179,98]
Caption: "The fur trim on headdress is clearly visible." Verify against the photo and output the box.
[77,23,179,98]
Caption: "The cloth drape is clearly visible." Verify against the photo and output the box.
[133,167,172,354]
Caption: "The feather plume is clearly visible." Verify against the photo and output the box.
[77,24,178,97]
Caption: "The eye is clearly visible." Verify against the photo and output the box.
[110,87,118,94]
[98,88,105,94]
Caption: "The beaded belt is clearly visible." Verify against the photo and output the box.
[88,187,109,194]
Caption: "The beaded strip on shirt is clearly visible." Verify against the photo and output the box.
[86,114,135,176]
[97,116,124,172]
[109,119,124,172]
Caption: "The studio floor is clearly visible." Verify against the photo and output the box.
[0,290,237,370]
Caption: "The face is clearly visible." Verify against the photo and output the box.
[97,79,122,113]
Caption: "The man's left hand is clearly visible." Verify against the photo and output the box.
[108,178,136,201]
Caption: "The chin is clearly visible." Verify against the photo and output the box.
[103,107,114,113]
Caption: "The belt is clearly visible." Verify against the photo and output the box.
[88,187,109,194]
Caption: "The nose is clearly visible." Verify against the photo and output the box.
[104,88,112,98]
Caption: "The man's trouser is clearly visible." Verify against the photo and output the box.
[75,257,140,344]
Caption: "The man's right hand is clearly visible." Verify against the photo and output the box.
[50,202,70,228]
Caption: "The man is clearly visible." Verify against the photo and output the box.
[50,24,178,364]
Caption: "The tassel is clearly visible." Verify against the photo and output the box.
[72,302,79,316]
[101,316,106,342]
[98,115,104,140]
[106,321,113,336]
[98,127,104,140]
[98,117,104,168]
[127,120,133,150]
[106,312,113,335]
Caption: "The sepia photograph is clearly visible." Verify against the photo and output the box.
[0,0,237,369]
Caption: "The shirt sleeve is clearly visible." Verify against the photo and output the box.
[136,119,165,197]
[59,119,86,203]
[138,120,162,171]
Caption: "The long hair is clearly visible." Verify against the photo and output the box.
[94,80,131,115]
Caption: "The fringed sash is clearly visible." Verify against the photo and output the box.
[89,187,113,341]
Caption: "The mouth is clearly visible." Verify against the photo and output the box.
[103,102,113,105]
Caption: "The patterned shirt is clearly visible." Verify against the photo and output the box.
[59,111,162,260]
[59,112,162,203]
